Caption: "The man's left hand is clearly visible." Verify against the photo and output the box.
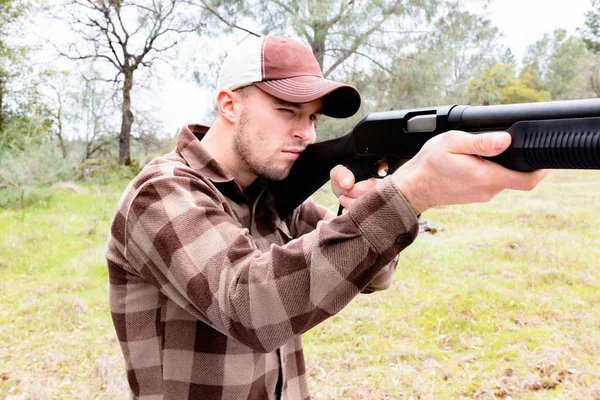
[330,165,379,211]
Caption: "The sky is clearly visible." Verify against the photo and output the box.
[160,0,594,132]
[483,0,592,62]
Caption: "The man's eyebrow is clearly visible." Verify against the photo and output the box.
[272,98,323,114]
[272,98,302,109]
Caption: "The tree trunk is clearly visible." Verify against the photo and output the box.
[308,28,327,72]
[0,77,5,134]
[119,70,134,166]
[55,93,67,159]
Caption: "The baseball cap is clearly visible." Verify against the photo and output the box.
[216,35,361,118]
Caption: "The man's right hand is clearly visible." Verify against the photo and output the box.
[392,130,549,215]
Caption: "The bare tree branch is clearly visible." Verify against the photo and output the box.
[181,0,260,37]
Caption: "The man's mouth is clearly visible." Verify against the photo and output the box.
[281,148,305,159]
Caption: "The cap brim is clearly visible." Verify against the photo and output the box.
[254,76,361,118]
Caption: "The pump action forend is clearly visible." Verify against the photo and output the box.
[268,98,600,219]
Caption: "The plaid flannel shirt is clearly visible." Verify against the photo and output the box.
[105,125,419,399]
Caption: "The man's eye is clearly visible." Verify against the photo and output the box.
[278,108,294,114]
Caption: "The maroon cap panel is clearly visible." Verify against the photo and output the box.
[262,36,323,80]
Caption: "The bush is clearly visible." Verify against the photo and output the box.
[0,140,75,208]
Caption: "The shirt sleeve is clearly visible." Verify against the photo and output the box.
[285,194,405,294]
[123,174,419,353]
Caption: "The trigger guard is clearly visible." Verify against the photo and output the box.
[368,159,391,179]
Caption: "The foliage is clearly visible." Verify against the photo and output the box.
[425,7,503,99]
[0,0,26,87]
[356,5,504,113]
[585,52,600,98]
[522,29,593,101]
[466,63,550,105]
[579,0,600,54]
[356,44,449,113]
[220,0,441,78]
[0,137,75,207]
[0,0,35,135]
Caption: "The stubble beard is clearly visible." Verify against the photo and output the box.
[233,109,293,182]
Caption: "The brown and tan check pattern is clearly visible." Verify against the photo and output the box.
[105,125,419,399]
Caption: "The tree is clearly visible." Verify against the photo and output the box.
[0,0,27,134]
[580,0,600,54]
[71,72,120,179]
[207,0,446,80]
[40,69,71,158]
[467,63,550,105]
[346,4,503,112]
[54,0,199,165]
[585,53,600,97]
[465,63,550,105]
[522,30,592,100]
[357,46,449,111]
[428,8,502,87]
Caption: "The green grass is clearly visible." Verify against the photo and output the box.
[2,170,600,398]
[0,180,129,399]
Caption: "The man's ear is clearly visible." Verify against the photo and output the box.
[216,89,239,124]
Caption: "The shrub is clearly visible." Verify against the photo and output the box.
[0,139,75,208]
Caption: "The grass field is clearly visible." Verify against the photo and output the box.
[1,170,600,399]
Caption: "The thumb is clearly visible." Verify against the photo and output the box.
[330,164,355,197]
[444,130,512,157]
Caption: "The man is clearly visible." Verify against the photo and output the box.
[105,35,547,399]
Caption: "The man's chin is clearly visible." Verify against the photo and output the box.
[259,167,292,182]
[266,171,291,182]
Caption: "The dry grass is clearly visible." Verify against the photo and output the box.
[306,170,600,399]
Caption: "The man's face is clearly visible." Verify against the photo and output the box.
[232,87,322,182]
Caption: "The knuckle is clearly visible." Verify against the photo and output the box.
[361,178,376,191]
[473,135,489,155]
[330,165,343,180]
[523,179,537,191]
[478,189,497,203]
[442,130,461,146]
[471,163,490,182]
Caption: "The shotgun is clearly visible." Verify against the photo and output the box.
[269,98,600,218]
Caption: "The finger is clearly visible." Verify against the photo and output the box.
[338,194,357,210]
[508,169,550,191]
[338,194,348,209]
[341,178,377,198]
[330,164,355,197]
[490,167,550,192]
[444,130,512,157]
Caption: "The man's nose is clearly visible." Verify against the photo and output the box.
[295,122,316,144]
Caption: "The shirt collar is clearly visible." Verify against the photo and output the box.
[176,124,269,202]
[176,124,235,184]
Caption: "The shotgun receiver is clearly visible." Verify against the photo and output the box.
[269,98,600,219]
